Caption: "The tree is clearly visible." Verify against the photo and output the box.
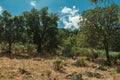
[89,0,113,5]
[80,4,120,62]
[44,13,59,53]
[0,10,25,53]
[60,29,80,57]
[23,8,41,52]
[119,13,120,24]
[23,7,59,54]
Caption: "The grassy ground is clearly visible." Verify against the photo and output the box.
[0,55,120,80]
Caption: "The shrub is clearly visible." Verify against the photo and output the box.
[53,57,63,71]
[46,70,52,78]
[72,57,88,67]
[62,46,73,57]
[101,60,112,66]
[63,45,81,57]
[13,43,37,56]
[116,66,120,73]
[89,49,99,59]
[71,46,80,56]
[92,51,99,59]
[13,43,24,54]
[0,42,7,52]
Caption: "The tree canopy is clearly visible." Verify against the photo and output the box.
[80,3,120,62]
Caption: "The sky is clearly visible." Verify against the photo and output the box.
[0,0,120,29]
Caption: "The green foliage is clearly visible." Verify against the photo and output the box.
[12,43,37,55]
[89,49,99,59]
[0,2,120,67]
[0,11,25,53]
[80,4,120,62]
[72,57,88,67]
[23,7,59,54]
[0,7,60,55]
[116,66,120,73]
[0,42,7,52]
[90,0,111,5]
[109,52,120,65]
[63,46,72,57]
[63,46,80,57]
[46,70,52,78]
[119,13,120,24]
[53,57,63,71]
[61,29,81,57]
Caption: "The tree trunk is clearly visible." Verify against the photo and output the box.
[37,44,42,53]
[8,42,12,54]
[104,36,110,63]
[105,42,110,62]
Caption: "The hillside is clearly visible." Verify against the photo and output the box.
[0,56,120,80]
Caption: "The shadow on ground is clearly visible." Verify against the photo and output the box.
[0,51,55,60]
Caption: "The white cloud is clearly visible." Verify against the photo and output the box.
[61,6,83,29]
[30,1,37,7]
[61,6,78,16]
[61,7,72,14]
[69,15,80,29]
[0,6,3,14]
[63,19,72,29]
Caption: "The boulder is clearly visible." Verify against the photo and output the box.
[66,71,83,80]
[83,71,104,79]
[18,68,30,75]
[92,64,108,71]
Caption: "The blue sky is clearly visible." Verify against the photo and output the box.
[0,0,120,28]
[0,0,92,15]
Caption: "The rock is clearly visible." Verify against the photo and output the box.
[83,71,104,79]
[66,71,83,80]
[94,73,104,78]
[97,66,107,71]
[83,71,94,77]
[18,68,30,75]
[92,64,108,71]
[72,58,87,67]
[66,74,72,79]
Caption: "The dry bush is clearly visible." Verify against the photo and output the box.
[116,66,120,73]
[72,57,88,67]
[46,70,52,78]
[53,57,63,71]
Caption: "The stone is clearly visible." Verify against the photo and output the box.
[93,64,108,71]
[18,68,30,75]
[66,71,83,80]
[83,71,104,79]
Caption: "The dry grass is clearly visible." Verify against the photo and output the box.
[0,56,120,80]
